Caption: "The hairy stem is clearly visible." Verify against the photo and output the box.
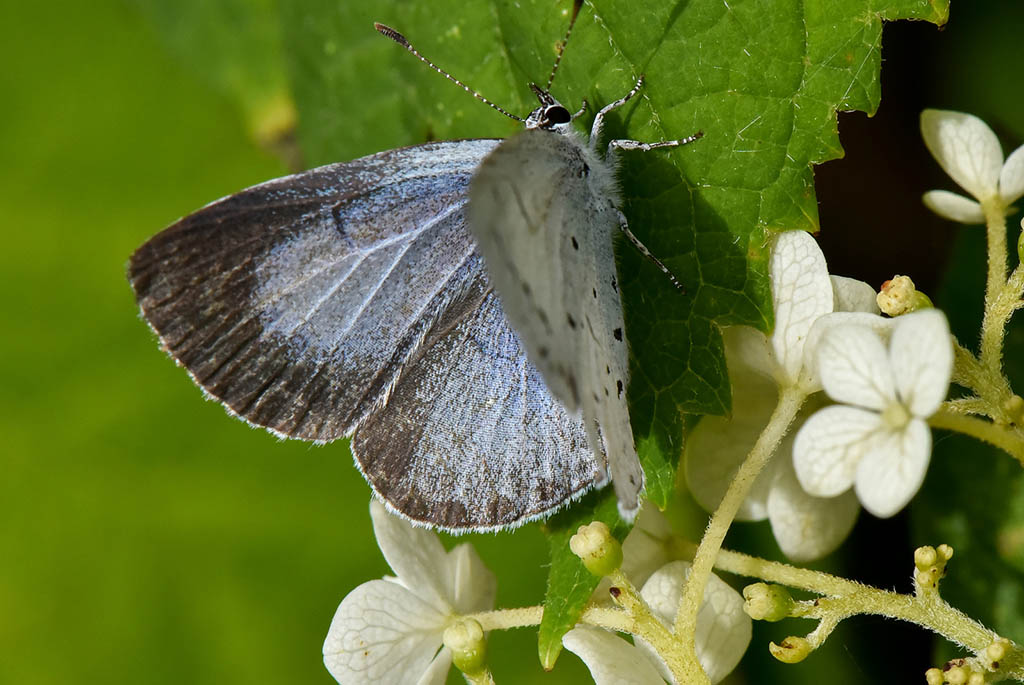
[672,385,806,680]
[704,546,1024,678]
[979,199,1011,371]
[930,407,1024,465]
[469,604,635,635]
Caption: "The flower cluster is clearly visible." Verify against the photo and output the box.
[324,503,752,684]
[686,229,953,559]
[921,109,1024,223]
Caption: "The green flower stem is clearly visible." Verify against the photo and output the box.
[979,199,1012,371]
[470,606,543,631]
[469,605,635,634]
[930,407,1024,465]
[606,570,694,682]
[951,338,983,390]
[803,612,842,648]
[672,384,806,682]
[580,605,635,634]
[951,338,1018,423]
[704,545,1024,679]
[942,396,992,417]
[987,260,1024,363]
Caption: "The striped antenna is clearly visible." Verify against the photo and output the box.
[375,23,525,123]
[545,0,584,90]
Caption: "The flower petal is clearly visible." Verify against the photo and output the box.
[922,190,985,224]
[370,500,451,609]
[445,543,496,616]
[685,376,779,521]
[793,405,882,497]
[1001,143,1024,205]
[766,457,860,562]
[830,276,879,314]
[417,649,453,685]
[921,109,1003,201]
[323,579,448,684]
[889,309,952,418]
[722,326,775,380]
[855,419,932,517]
[639,561,752,684]
[802,312,895,392]
[563,626,667,685]
[817,324,895,410]
[769,231,835,384]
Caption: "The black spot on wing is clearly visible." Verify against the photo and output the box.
[613,327,623,341]
[617,379,623,397]
[571,236,579,250]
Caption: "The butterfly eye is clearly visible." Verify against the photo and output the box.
[545,105,571,124]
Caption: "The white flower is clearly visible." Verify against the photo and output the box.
[921,109,1024,223]
[564,560,751,684]
[562,626,669,685]
[686,231,874,560]
[323,500,496,684]
[793,309,953,517]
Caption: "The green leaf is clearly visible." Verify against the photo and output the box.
[537,489,628,669]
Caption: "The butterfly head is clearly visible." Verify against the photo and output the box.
[524,84,576,133]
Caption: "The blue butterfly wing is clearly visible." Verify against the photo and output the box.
[129,139,604,529]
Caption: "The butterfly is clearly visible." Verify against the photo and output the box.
[128,3,699,531]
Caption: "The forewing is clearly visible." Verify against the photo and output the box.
[467,130,643,518]
[130,138,603,529]
[354,264,607,530]
[130,140,499,441]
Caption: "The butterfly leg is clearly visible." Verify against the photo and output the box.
[590,75,704,155]
[608,133,703,154]
[616,209,685,293]
[589,76,646,146]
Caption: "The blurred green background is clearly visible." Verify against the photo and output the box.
[2,1,1022,684]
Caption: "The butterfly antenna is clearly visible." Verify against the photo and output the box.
[545,0,584,90]
[375,23,525,123]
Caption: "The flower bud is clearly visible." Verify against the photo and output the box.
[915,546,938,570]
[443,618,487,675]
[877,275,933,316]
[945,664,968,684]
[987,637,1010,665]
[967,673,985,685]
[742,583,795,622]
[569,521,622,577]
[925,667,944,685]
[769,636,812,664]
